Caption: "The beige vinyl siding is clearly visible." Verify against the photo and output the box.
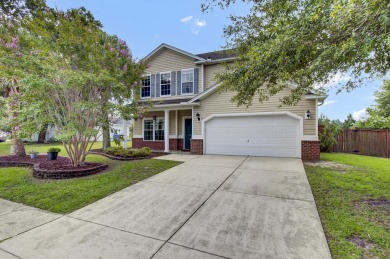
[145,49,203,100]
[193,88,316,136]
[203,64,226,89]
[133,119,142,136]
[169,111,176,135]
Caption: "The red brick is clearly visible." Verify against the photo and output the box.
[301,140,320,161]
[190,139,203,155]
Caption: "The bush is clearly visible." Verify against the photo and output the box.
[105,146,151,158]
[48,147,61,153]
[319,115,342,152]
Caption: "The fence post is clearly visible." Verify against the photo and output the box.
[387,130,390,158]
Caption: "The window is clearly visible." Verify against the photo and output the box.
[160,72,171,96]
[141,75,151,98]
[143,120,153,140]
[143,118,164,141]
[181,69,194,94]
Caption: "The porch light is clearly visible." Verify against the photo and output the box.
[196,112,201,122]
[305,110,311,120]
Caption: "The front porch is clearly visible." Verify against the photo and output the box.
[132,109,198,153]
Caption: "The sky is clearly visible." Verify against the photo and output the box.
[46,0,385,121]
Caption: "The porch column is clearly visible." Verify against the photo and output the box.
[164,110,169,152]
[122,119,128,149]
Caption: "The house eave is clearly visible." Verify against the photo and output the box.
[142,43,205,62]
[194,57,237,64]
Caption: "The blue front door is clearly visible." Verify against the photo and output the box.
[184,119,192,150]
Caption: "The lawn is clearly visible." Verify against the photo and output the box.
[0,141,132,156]
[305,153,390,259]
[0,141,180,214]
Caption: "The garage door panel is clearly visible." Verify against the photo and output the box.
[205,114,301,158]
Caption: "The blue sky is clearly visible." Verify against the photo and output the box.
[46,0,384,121]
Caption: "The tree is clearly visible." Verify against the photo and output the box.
[202,0,390,106]
[319,114,342,152]
[371,80,390,118]
[1,6,144,164]
[354,80,390,129]
[342,114,356,129]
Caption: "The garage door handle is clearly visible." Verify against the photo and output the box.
[247,139,249,143]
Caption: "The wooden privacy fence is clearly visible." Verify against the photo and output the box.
[333,129,390,158]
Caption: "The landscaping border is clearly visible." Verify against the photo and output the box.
[88,150,168,161]
[0,160,108,180]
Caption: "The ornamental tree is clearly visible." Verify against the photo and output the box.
[1,6,144,165]
[202,0,390,106]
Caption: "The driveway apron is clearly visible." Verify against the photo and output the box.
[0,155,331,259]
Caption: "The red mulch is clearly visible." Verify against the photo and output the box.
[0,155,101,171]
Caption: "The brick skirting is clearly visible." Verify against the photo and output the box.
[133,138,185,151]
[132,138,165,150]
[190,139,203,155]
[301,140,320,161]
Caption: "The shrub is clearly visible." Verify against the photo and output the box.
[105,147,151,158]
[48,147,61,153]
[319,115,342,152]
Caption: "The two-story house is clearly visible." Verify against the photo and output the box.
[132,43,326,160]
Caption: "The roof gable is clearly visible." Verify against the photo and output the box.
[143,43,205,62]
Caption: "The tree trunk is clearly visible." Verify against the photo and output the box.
[102,113,111,150]
[10,134,26,156]
[37,124,48,143]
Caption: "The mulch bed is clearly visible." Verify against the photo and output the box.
[89,149,168,161]
[0,155,107,179]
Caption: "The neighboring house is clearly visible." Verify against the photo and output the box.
[30,119,132,142]
[132,43,326,159]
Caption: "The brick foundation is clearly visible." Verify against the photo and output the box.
[301,140,320,161]
[190,139,203,155]
[132,138,164,150]
[133,138,185,151]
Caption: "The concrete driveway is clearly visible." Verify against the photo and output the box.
[0,155,331,259]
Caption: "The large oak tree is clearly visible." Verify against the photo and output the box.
[202,0,390,106]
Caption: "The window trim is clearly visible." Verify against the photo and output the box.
[140,74,151,99]
[181,68,194,95]
[142,117,165,141]
[160,71,172,97]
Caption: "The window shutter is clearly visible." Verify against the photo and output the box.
[171,71,176,96]
[156,73,160,97]
[194,68,199,94]
[177,71,181,95]
[151,74,155,98]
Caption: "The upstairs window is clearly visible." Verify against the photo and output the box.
[160,72,171,96]
[181,69,194,94]
[141,75,151,98]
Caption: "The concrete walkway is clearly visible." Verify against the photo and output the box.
[0,155,331,259]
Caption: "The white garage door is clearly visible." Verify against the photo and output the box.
[204,114,301,158]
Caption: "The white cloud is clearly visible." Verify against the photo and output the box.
[321,100,336,106]
[352,108,368,121]
[314,72,352,89]
[180,16,193,23]
[194,19,206,27]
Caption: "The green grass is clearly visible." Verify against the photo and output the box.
[0,141,132,156]
[0,158,180,214]
[0,141,180,214]
[305,153,390,259]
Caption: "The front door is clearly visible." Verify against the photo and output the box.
[184,118,192,150]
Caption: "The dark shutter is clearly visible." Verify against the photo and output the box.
[177,71,181,95]
[171,71,176,96]
[156,73,160,97]
[150,74,155,98]
[194,68,199,94]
